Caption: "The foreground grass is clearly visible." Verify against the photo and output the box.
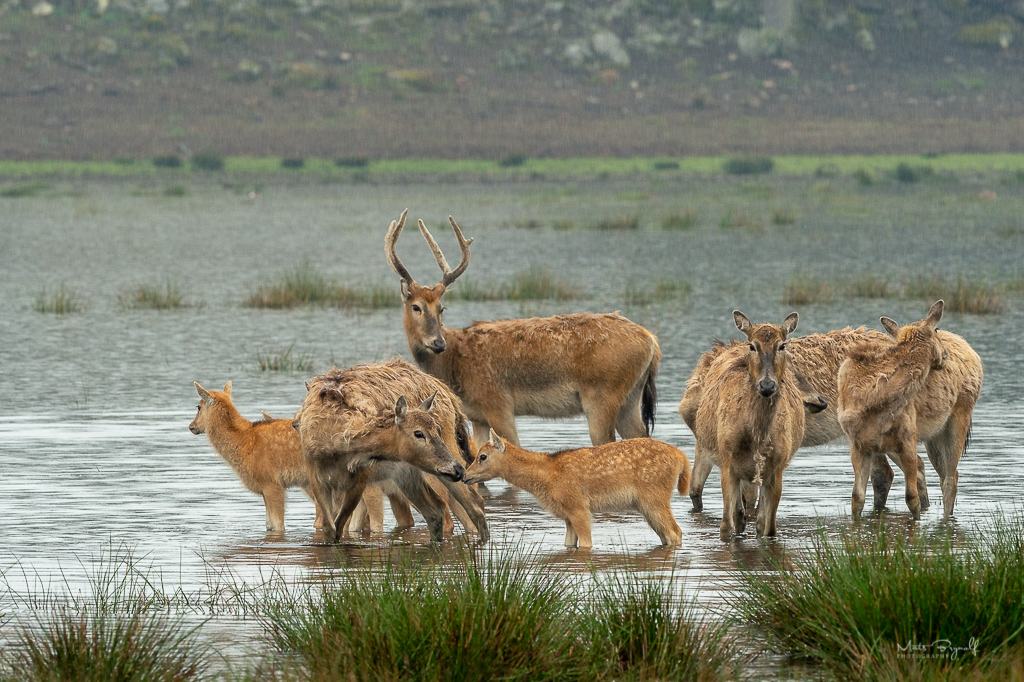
[245,263,400,309]
[262,547,739,682]
[739,517,1024,681]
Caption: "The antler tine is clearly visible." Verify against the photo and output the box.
[384,208,416,284]
[442,215,474,287]
[417,219,452,276]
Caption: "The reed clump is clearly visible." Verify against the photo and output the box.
[624,279,691,306]
[739,518,1024,681]
[447,268,579,302]
[661,210,698,230]
[782,273,833,305]
[120,282,188,310]
[903,275,1004,314]
[245,263,400,309]
[256,345,314,372]
[34,283,85,314]
[845,274,891,299]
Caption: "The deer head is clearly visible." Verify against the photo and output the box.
[189,380,231,434]
[381,393,466,482]
[734,311,799,398]
[880,299,948,369]
[462,428,506,485]
[385,209,473,357]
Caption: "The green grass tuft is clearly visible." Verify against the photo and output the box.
[783,273,833,305]
[845,274,891,299]
[624,279,692,305]
[771,207,797,225]
[448,268,579,302]
[119,282,188,310]
[280,157,306,169]
[0,181,50,198]
[498,154,527,167]
[852,168,874,186]
[256,345,314,372]
[34,283,85,314]
[894,162,935,184]
[333,156,369,167]
[723,156,774,175]
[661,210,698,230]
[903,275,1004,314]
[190,152,224,171]
[152,155,182,169]
[245,263,401,309]
[739,518,1024,680]
[592,215,641,230]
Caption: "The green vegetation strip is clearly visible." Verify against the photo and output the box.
[4,154,1024,182]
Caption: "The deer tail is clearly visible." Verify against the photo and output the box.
[641,355,659,437]
[677,449,692,497]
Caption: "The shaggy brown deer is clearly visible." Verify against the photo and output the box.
[296,359,488,543]
[691,312,805,541]
[838,300,982,519]
[190,381,324,531]
[385,209,661,447]
[682,327,933,514]
[463,430,690,548]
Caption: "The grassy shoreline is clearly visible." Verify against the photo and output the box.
[3,153,1024,184]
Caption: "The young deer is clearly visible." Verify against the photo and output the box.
[463,430,690,548]
[838,300,981,519]
[296,360,488,543]
[385,209,661,447]
[189,381,323,531]
[692,312,805,542]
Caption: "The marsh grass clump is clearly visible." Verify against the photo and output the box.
[719,211,764,231]
[585,571,740,681]
[0,181,50,198]
[771,207,797,225]
[333,156,369,168]
[9,608,209,682]
[893,162,935,184]
[190,152,224,171]
[446,269,578,302]
[263,549,579,682]
[903,275,1004,314]
[852,168,874,186]
[34,283,85,314]
[652,159,680,170]
[783,273,833,305]
[256,345,314,373]
[152,155,182,169]
[592,216,641,231]
[245,263,400,309]
[723,156,774,175]
[739,518,1024,680]
[498,153,527,167]
[280,157,306,169]
[624,279,692,305]
[845,274,891,299]
[661,210,698,230]
[119,282,188,310]
[163,184,188,197]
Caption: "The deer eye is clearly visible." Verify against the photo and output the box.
[196,405,201,412]
[749,343,757,352]
[413,430,425,439]
[437,305,445,314]
[479,454,487,462]
[411,304,421,313]
[778,342,787,351]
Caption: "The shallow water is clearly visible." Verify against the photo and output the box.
[0,179,1021,662]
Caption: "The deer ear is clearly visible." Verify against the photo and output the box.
[926,299,944,329]
[880,317,900,338]
[194,382,215,406]
[304,380,311,392]
[223,380,232,396]
[400,280,412,301]
[488,428,505,453]
[782,312,799,336]
[394,395,408,424]
[733,310,753,337]
[261,410,274,420]
[418,391,437,412]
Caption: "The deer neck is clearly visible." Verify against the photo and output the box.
[204,404,255,473]
[409,327,462,391]
[747,377,787,441]
[493,444,557,496]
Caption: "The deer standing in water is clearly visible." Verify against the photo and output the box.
[385,209,660,447]
[838,300,982,519]
[691,312,805,541]
[295,359,488,543]
[463,430,690,548]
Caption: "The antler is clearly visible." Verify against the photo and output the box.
[385,208,416,284]
[418,215,474,288]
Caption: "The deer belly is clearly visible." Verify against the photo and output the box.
[512,385,583,419]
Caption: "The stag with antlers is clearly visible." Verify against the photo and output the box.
[385,209,661,447]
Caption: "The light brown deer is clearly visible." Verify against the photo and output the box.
[691,312,805,541]
[385,209,661,447]
[682,327,935,514]
[838,300,982,519]
[189,381,324,532]
[463,430,690,548]
[296,359,488,543]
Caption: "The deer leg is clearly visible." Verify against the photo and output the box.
[301,485,325,529]
[850,443,874,519]
[308,472,339,542]
[564,520,579,547]
[436,476,489,542]
[566,509,593,549]
[894,438,921,520]
[262,485,286,532]
[331,479,369,542]
[394,473,449,541]
[639,496,682,546]
[614,386,648,440]
[741,480,759,520]
[387,494,416,529]
[870,456,894,512]
[916,454,930,511]
[756,463,784,538]
[926,406,971,518]
[688,443,714,512]
[720,463,744,542]
[352,485,384,533]
[482,410,520,448]
[581,390,619,446]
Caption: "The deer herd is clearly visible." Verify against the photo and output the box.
[191,210,983,547]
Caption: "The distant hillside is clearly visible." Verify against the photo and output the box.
[3,0,1024,160]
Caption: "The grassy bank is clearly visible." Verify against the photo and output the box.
[3,154,1024,184]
